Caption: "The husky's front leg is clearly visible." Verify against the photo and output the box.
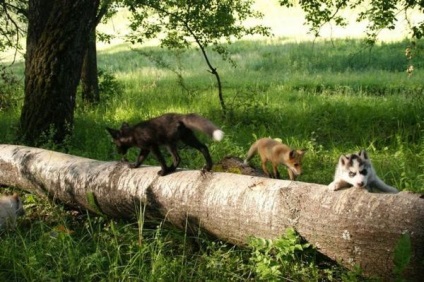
[370,176,399,193]
[328,179,351,191]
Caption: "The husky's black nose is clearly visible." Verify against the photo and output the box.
[357,182,364,187]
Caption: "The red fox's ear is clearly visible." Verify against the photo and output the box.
[289,150,296,159]
[298,149,307,155]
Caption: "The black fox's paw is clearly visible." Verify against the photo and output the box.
[200,166,213,177]
[128,163,139,169]
[120,157,129,163]
[157,167,174,176]
[157,170,168,176]
[202,164,212,172]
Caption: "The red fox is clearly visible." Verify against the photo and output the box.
[106,113,224,176]
[244,138,306,180]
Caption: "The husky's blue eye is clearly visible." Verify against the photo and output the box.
[360,169,367,175]
[349,172,356,177]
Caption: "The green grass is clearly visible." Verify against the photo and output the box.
[1,37,423,280]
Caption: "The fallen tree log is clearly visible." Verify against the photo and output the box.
[0,144,423,279]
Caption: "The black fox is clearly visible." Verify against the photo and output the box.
[106,113,224,176]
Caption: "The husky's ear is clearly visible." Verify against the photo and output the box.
[339,154,349,166]
[358,150,368,159]
[106,127,120,139]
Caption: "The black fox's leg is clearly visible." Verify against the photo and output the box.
[166,144,181,172]
[181,130,213,171]
[151,146,171,176]
[131,149,150,168]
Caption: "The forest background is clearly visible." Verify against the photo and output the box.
[0,1,423,280]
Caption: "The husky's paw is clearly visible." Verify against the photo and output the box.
[328,181,338,191]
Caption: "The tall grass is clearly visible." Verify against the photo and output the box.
[1,37,423,280]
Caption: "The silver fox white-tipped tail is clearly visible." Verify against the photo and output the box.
[213,130,224,141]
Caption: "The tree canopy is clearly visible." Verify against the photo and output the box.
[279,0,424,42]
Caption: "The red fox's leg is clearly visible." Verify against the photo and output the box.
[261,161,271,178]
[131,149,150,168]
[287,169,295,180]
[151,146,171,176]
[272,163,281,179]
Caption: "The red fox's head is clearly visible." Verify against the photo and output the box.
[287,149,306,176]
[106,123,133,155]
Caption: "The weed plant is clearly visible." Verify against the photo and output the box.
[0,37,423,280]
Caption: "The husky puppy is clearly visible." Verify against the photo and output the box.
[0,193,25,230]
[328,150,399,193]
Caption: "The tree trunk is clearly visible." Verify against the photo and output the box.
[81,29,100,104]
[0,144,423,280]
[19,0,100,145]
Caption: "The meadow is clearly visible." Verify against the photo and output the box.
[0,37,423,280]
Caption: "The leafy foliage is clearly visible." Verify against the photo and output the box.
[279,0,424,41]
[126,0,270,51]
[0,0,26,56]
[248,228,322,281]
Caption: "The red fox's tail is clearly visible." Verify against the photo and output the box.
[181,114,224,141]
[244,140,260,164]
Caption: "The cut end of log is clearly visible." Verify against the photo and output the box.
[213,156,266,177]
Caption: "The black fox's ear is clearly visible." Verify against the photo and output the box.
[121,122,130,129]
[106,127,120,138]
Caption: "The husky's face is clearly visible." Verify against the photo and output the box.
[338,150,371,188]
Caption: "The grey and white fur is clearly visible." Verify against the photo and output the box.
[328,150,399,193]
[0,193,25,230]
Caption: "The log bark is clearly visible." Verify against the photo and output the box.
[0,144,423,280]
